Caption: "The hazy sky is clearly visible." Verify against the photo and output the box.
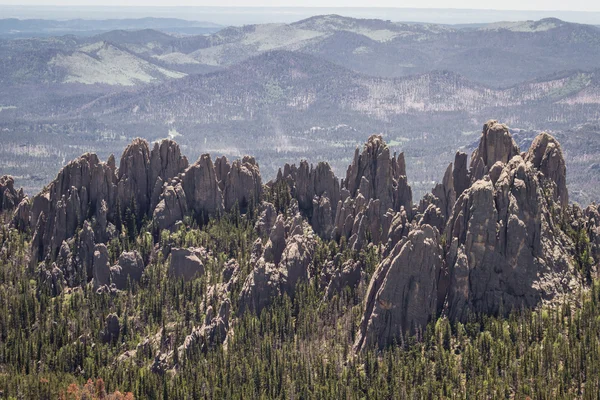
[1,0,599,12]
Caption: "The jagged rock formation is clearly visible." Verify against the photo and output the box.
[471,120,521,171]
[444,129,576,321]
[355,225,442,351]
[29,139,187,268]
[6,119,599,356]
[525,132,569,208]
[0,175,25,213]
[154,153,262,231]
[179,299,231,358]
[169,247,205,281]
[239,201,317,315]
[354,122,585,350]
[330,135,413,249]
[323,259,364,299]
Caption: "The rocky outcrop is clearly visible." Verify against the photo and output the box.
[169,247,205,282]
[355,225,442,351]
[471,120,520,170]
[0,175,24,213]
[239,202,316,315]
[111,250,145,290]
[179,299,231,358]
[277,161,340,238]
[324,259,364,299]
[102,314,120,344]
[93,244,111,288]
[154,153,261,230]
[525,132,568,208]
[29,139,187,268]
[444,132,576,321]
[332,135,412,246]
[223,156,262,212]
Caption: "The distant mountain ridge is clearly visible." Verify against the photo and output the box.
[0,17,222,38]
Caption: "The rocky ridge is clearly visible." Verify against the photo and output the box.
[1,119,597,356]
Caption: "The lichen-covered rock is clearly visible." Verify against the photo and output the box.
[355,225,442,351]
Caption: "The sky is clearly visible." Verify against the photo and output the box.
[1,0,599,12]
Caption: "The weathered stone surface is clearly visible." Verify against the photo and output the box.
[277,160,340,238]
[179,299,231,359]
[92,244,111,289]
[324,259,363,299]
[445,135,576,321]
[117,138,152,216]
[355,225,442,351]
[0,175,24,212]
[255,202,277,236]
[153,182,188,231]
[181,154,224,217]
[525,132,569,208]
[223,156,262,212]
[453,152,469,198]
[471,120,520,170]
[30,153,117,263]
[239,204,317,315]
[431,163,456,219]
[169,247,205,281]
[111,250,145,290]
[11,197,31,232]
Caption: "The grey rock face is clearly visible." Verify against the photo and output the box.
[30,153,117,263]
[345,135,412,214]
[111,250,145,290]
[445,133,576,321]
[277,160,340,238]
[355,225,442,351]
[239,203,316,315]
[223,156,262,212]
[92,244,111,289]
[11,196,31,232]
[525,132,569,208]
[0,175,24,212]
[169,247,205,282]
[471,120,520,170]
[324,259,364,299]
[179,299,231,359]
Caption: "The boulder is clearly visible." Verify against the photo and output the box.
[169,247,205,281]
[111,250,145,290]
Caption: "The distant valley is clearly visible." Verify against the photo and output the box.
[1,15,599,204]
